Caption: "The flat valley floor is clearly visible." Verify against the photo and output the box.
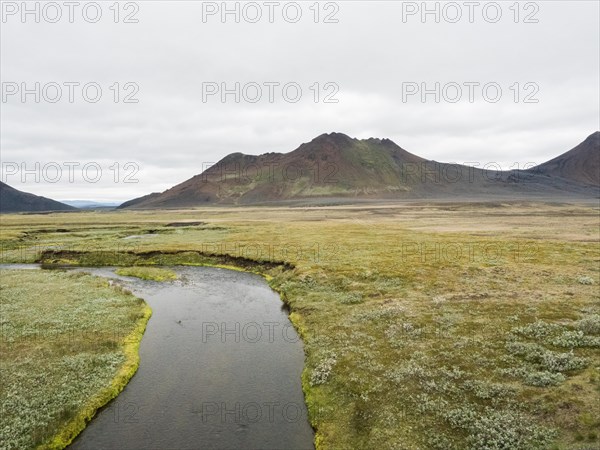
[1,201,599,449]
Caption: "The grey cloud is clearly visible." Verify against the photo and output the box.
[1,1,598,202]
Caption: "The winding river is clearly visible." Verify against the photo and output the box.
[4,265,314,449]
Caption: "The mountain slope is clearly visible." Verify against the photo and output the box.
[120,132,599,208]
[528,131,599,186]
[120,133,428,208]
[118,192,162,209]
[0,182,77,213]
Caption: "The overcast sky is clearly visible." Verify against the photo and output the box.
[1,1,598,202]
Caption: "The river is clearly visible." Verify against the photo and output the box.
[3,264,315,450]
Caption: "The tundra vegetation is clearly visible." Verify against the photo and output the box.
[0,202,598,449]
[114,266,178,281]
[0,269,151,449]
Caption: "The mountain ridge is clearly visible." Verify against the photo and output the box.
[119,132,600,208]
[0,182,78,213]
[528,131,599,186]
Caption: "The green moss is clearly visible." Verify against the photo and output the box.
[115,266,178,281]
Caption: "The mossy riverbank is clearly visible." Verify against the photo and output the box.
[0,270,151,449]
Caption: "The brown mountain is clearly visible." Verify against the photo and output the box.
[118,191,162,209]
[121,133,426,208]
[120,132,599,208]
[527,131,599,186]
[0,182,77,213]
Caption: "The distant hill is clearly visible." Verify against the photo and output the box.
[62,200,121,209]
[527,131,599,186]
[0,182,77,213]
[119,132,599,208]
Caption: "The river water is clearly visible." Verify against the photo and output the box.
[3,265,314,449]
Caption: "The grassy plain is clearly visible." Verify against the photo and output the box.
[0,201,599,449]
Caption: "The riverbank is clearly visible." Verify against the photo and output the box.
[0,269,151,449]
